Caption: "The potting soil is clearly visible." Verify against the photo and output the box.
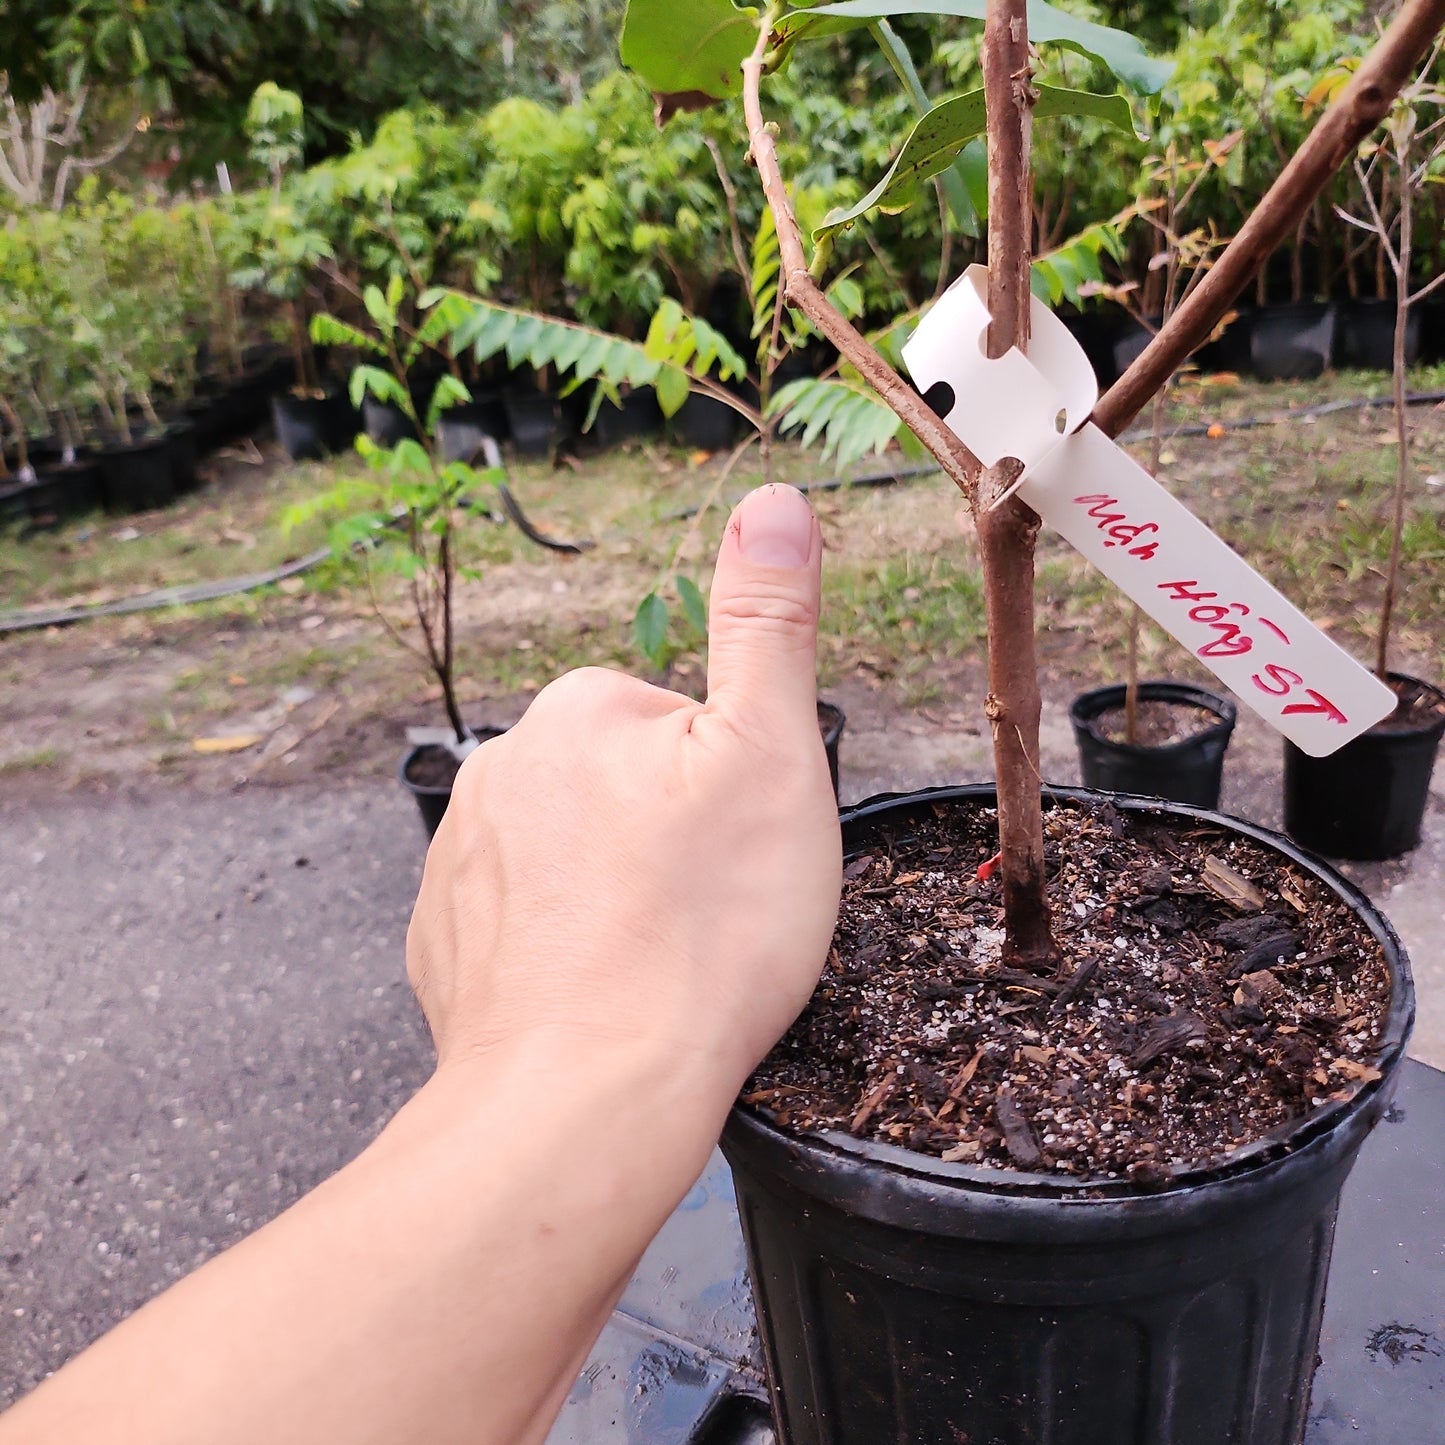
[745,800,1393,1181]
[1090,698,1221,748]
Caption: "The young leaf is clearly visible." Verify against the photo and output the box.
[620,0,760,103]
[634,591,671,668]
[676,575,708,636]
[777,1,1173,95]
[771,377,903,466]
[817,86,1139,240]
[310,313,385,355]
[349,365,408,410]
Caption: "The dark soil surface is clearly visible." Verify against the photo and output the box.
[1092,699,1223,748]
[404,743,464,790]
[745,796,1394,1183]
[1377,675,1445,736]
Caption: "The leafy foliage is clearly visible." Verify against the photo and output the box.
[294,278,501,740]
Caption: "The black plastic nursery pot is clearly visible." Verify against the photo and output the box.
[722,784,1414,1445]
[399,727,508,839]
[362,396,418,447]
[817,700,845,803]
[503,389,561,459]
[33,458,104,523]
[436,394,510,463]
[590,389,663,450]
[674,392,742,452]
[1334,298,1422,372]
[1069,681,1237,809]
[101,430,185,514]
[1249,302,1336,382]
[1283,673,1445,861]
[271,391,358,462]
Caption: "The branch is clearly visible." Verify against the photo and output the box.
[1093,0,1445,437]
[739,18,985,507]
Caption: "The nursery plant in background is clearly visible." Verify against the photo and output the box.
[1284,42,1445,859]
[232,84,341,460]
[288,278,504,837]
[620,0,1441,1440]
[1069,130,1244,808]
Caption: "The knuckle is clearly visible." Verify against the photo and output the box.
[711,587,818,641]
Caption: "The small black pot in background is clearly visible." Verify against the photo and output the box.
[1334,298,1422,372]
[1070,681,1236,809]
[272,393,334,462]
[271,392,359,462]
[590,389,662,450]
[503,389,561,460]
[1284,673,1445,860]
[817,699,845,803]
[101,427,192,514]
[724,784,1413,1445]
[400,727,508,839]
[362,396,418,447]
[1250,302,1337,382]
[673,392,743,452]
[436,394,510,463]
[6,458,106,529]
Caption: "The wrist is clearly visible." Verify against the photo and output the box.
[407,1028,738,1205]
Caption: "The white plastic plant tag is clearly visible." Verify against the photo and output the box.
[903,266,1098,472]
[902,266,1396,757]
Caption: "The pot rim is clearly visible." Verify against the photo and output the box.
[398,727,507,798]
[733,782,1413,1207]
[1069,680,1237,759]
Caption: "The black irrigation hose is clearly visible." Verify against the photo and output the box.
[4,388,1442,638]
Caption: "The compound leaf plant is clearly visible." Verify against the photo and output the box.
[286,275,500,748]
[617,0,1445,967]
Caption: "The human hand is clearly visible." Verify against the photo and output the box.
[407,482,842,1129]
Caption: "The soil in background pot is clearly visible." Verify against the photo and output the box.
[745,795,1394,1183]
[401,726,508,838]
[1070,681,1236,809]
[1091,699,1218,748]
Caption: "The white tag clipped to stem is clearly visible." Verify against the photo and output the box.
[902,266,1395,757]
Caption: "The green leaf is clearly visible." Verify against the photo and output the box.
[389,437,433,477]
[620,0,760,102]
[817,85,1138,239]
[655,365,691,419]
[633,591,671,668]
[771,377,903,466]
[362,283,393,333]
[426,373,472,431]
[310,313,385,355]
[778,2,1172,95]
[676,575,708,636]
[349,364,407,410]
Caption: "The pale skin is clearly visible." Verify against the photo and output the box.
[0,483,843,1445]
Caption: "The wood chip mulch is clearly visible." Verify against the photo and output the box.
[744,799,1393,1183]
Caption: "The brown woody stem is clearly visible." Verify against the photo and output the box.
[976,0,1055,966]
[1093,0,1445,438]
[740,21,984,509]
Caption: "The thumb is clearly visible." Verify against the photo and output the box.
[705,483,823,734]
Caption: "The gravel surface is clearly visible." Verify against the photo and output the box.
[0,783,431,1405]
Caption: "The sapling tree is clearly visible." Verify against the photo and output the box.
[289,277,498,745]
[1320,41,1445,684]
[233,85,333,396]
[620,0,1445,968]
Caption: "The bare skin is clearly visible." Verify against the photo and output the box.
[0,483,842,1445]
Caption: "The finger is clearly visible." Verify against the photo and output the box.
[705,483,823,736]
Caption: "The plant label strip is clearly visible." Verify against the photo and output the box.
[903,266,1395,757]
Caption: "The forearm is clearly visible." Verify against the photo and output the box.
[1,1037,728,1445]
